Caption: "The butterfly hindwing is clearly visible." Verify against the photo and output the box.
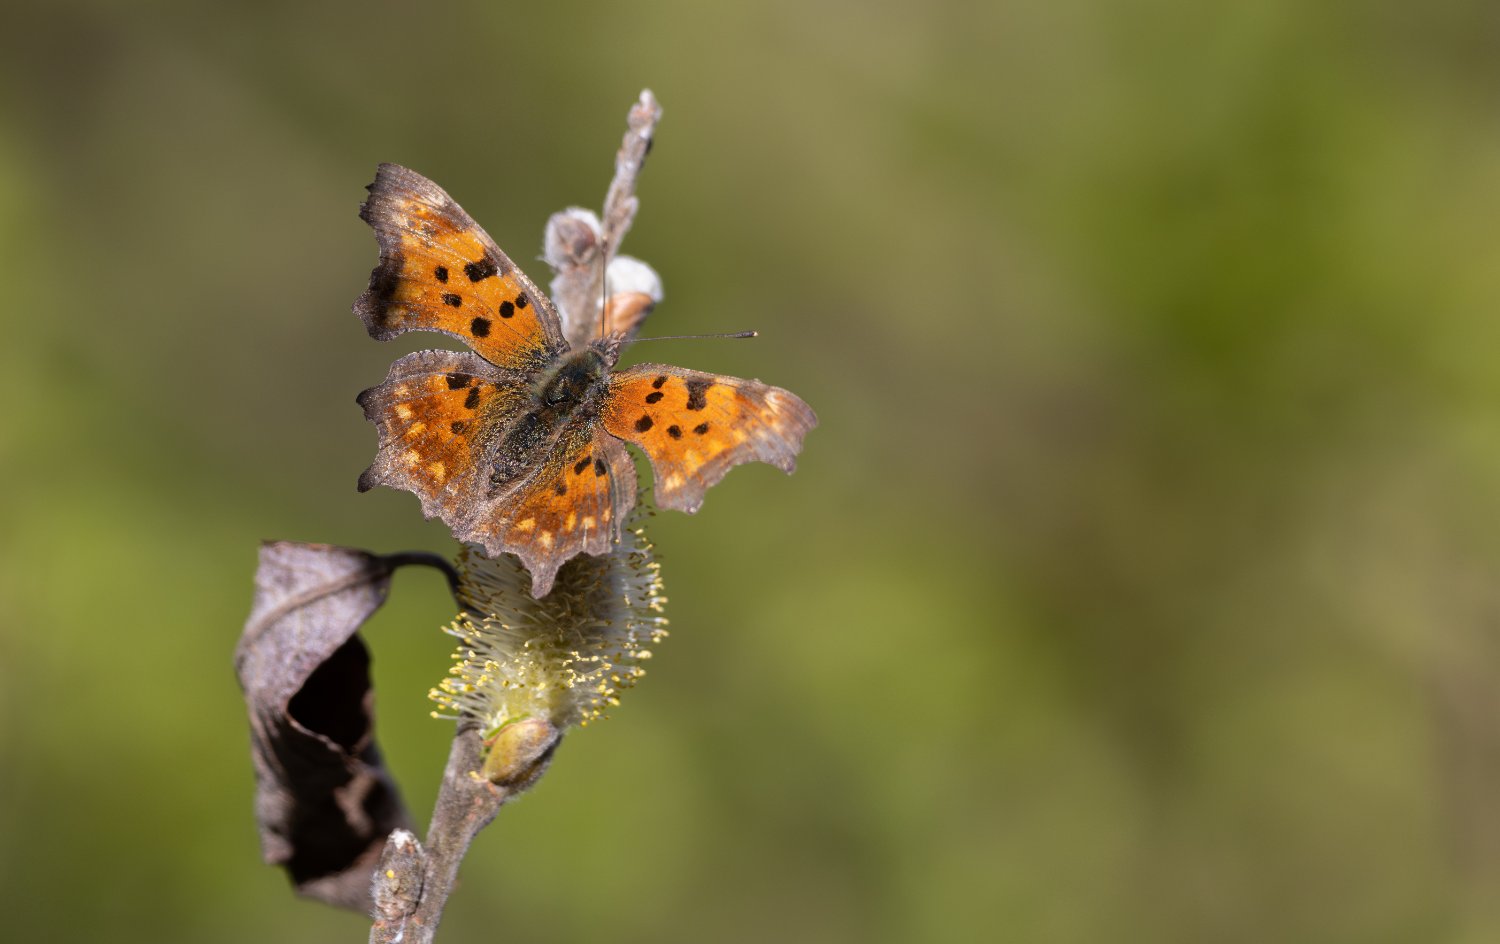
[356,163,567,373]
[356,349,530,526]
[601,363,817,513]
[468,426,638,596]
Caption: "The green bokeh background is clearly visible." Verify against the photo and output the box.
[4,2,1500,941]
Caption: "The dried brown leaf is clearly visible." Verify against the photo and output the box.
[235,541,418,912]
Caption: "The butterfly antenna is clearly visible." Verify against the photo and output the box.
[633,330,759,342]
[598,232,610,340]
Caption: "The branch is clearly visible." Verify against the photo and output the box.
[547,89,663,349]
[600,88,662,253]
[369,717,561,943]
[369,723,509,944]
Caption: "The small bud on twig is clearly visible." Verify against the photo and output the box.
[481,717,561,788]
[370,829,425,924]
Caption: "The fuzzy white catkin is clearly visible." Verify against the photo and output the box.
[430,517,668,735]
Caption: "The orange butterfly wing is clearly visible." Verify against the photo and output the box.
[358,350,636,596]
[355,350,530,523]
[601,364,817,513]
[355,163,566,372]
[468,426,638,597]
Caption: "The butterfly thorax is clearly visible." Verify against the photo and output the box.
[537,346,612,408]
[487,347,614,491]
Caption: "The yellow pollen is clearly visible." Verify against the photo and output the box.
[429,461,446,481]
[515,518,535,532]
[405,421,426,437]
[566,511,577,529]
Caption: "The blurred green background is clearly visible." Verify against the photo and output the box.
[4,1,1500,941]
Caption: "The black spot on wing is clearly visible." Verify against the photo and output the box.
[499,300,515,318]
[446,373,471,390]
[645,391,664,404]
[593,458,607,477]
[464,387,481,409]
[667,425,682,439]
[434,265,449,283]
[651,375,667,389]
[685,379,712,411]
[635,415,654,433]
[515,293,529,309]
[574,456,592,475]
[470,317,491,337]
[693,422,710,435]
[465,258,498,282]
[442,293,462,307]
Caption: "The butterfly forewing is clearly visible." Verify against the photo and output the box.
[601,364,817,513]
[356,164,567,373]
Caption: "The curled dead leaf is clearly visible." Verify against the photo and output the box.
[235,542,450,911]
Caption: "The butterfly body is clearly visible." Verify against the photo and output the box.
[354,164,816,596]
[484,344,617,491]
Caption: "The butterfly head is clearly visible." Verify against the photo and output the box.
[587,331,629,369]
[536,335,625,411]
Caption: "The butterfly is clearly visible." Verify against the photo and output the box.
[353,164,817,597]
